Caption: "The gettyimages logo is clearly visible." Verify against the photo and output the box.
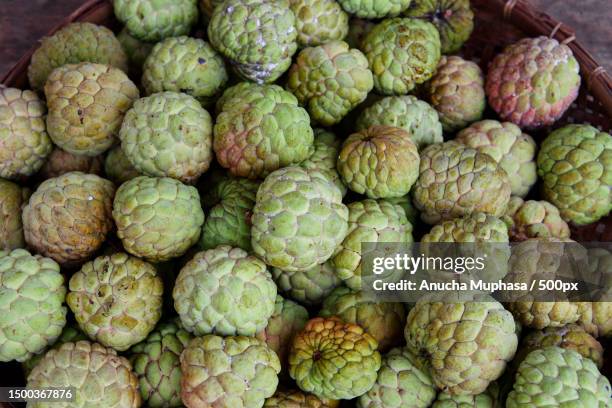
[360,241,611,303]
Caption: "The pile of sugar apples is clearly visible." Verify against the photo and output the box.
[1,0,610,406]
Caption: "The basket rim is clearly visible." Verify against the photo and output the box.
[0,0,611,113]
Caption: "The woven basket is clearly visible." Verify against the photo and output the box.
[0,0,610,405]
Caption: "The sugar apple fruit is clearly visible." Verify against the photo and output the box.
[117,28,154,69]
[251,166,348,272]
[518,324,603,369]
[128,319,193,407]
[289,0,349,47]
[432,383,500,408]
[405,292,518,395]
[39,148,103,179]
[386,194,420,225]
[142,36,228,105]
[427,56,485,132]
[44,62,139,156]
[22,324,87,377]
[320,287,406,351]
[271,260,340,306]
[264,389,339,407]
[113,0,198,42]
[0,180,30,250]
[506,347,611,407]
[288,41,373,126]
[120,92,213,183]
[338,125,420,198]
[357,347,436,408]
[173,245,277,336]
[289,317,381,400]
[356,95,443,151]
[23,172,115,265]
[332,199,413,290]
[537,124,611,226]
[208,0,298,83]
[300,129,347,197]
[0,86,51,180]
[486,36,580,129]
[456,120,537,197]
[502,197,570,241]
[404,0,474,54]
[214,84,314,179]
[575,248,612,338]
[112,176,204,262]
[104,146,140,184]
[200,177,259,251]
[180,335,281,407]
[338,0,411,18]
[67,252,163,351]
[0,249,66,362]
[26,341,141,408]
[255,295,309,371]
[413,141,512,224]
[28,22,128,90]
[363,18,441,95]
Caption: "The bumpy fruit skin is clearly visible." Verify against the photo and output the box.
[404,0,474,54]
[432,384,499,408]
[181,335,281,407]
[506,347,611,407]
[23,172,115,265]
[576,248,612,338]
[289,317,381,400]
[104,146,140,184]
[300,129,347,196]
[456,120,537,197]
[120,92,213,183]
[504,238,584,329]
[39,148,103,179]
[427,56,485,132]
[358,348,436,408]
[405,293,518,395]
[208,0,298,83]
[22,324,87,377]
[128,319,193,408]
[200,178,259,251]
[320,287,406,351]
[287,41,373,126]
[26,341,141,408]
[256,295,309,370]
[333,199,413,290]
[272,260,340,306]
[338,0,411,18]
[518,324,603,369]
[363,18,441,95]
[0,87,51,180]
[173,246,277,336]
[112,176,204,262]
[0,249,66,362]
[44,63,139,156]
[117,28,154,69]
[214,84,314,179]
[264,389,338,408]
[386,195,419,225]
[252,167,348,271]
[357,95,442,151]
[413,142,511,224]
[502,197,570,241]
[338,126,420,198]
[142,36,228,105]
[113,0,198,42]
[67,253,163,351]
[0,180,30,250]
[289,0,349,47]
[28,23,128,90]
[537,124,611,225]
[486,36,580,129]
